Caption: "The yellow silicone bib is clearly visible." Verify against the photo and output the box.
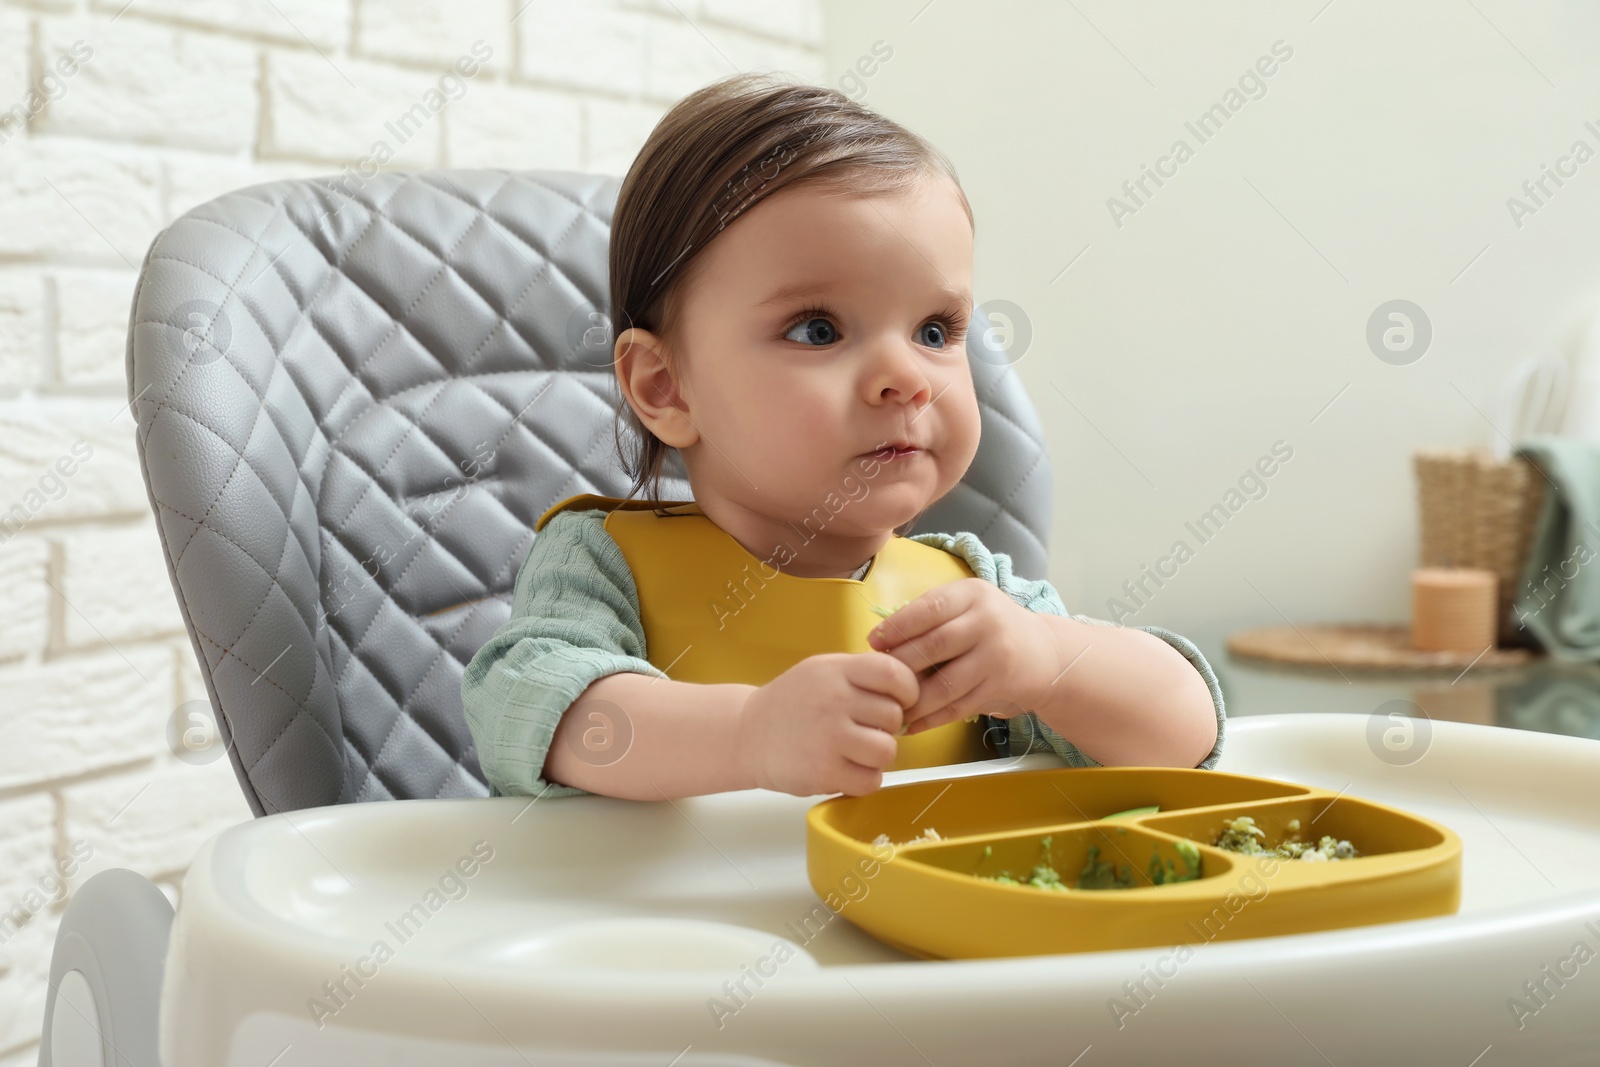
[536,494,995,770]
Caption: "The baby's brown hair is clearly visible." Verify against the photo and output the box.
[608,71,972,505]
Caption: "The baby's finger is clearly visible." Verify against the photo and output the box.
[842,722,899,770]
[884,618,975,675]
[903,656,985,728]
[848,692,905,736]
[866,585,956,651]
[904,704,973,736]
[847,650,922,711]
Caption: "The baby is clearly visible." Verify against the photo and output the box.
[461,72,1225,802]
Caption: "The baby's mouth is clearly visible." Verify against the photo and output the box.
[863,442,927,462]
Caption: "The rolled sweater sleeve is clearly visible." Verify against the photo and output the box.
[461,510,666,799]
[908,532,1227,770]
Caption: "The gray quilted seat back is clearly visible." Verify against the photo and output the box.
[126,169,1054,816]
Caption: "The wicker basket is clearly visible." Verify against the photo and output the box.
[1413,447,1546,647]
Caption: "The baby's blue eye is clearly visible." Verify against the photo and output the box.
[785,317,837,346]
[917,321,947,349]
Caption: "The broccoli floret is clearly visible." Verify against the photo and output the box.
[1214,815,1270,854]
[1075,844,1136,890]
[1211,816,1360,861]
[978,833,1207,892]
[1147,839,1203,885]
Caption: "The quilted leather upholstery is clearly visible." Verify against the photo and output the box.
[126,169,1054,816]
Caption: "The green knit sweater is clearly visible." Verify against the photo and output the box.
[461,509,1227,799]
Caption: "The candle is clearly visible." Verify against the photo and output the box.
[1411,567,1498,653]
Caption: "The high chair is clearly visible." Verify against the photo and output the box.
[35,169,1600,1066]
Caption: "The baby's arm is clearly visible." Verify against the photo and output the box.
[557,650,909,800]
[546,672,758,800]
[1011,597,1225,770]
[906,532,1226,770]
[1024,615,1220,768]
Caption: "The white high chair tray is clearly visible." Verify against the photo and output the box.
[163,714,1600,1066]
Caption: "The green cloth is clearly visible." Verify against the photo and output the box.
[1512,437,1600,661]
[461,508,1228,798]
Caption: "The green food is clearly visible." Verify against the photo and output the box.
[1212,815,1359,862]
[869,599,913,619]
[1148,840,1203,885]
[989,864,1073,892]
[1075,844,1136,890]
[987,835,1073,892]
[977,834,1201,892]
[1104,805,1160,820]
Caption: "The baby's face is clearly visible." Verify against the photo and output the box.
[662,173,980,540]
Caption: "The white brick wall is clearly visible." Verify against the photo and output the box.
[0,271,41,388]
[0,910,57,1051]
[0,400,148,520]
[38,19,260,151]
[110,0,348,49]
[0,0,823,1058]
[0,139,163,262]
[0,538,48,659]
[53,269,136,385]
[0,647,170,788]
[58,521,187,648]
[357,0,506,69]
[0,10,28,112]
[0,795,55,920]
[443,81,582,169]
[263,49,446,166]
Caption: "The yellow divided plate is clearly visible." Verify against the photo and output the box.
[806,766,1462,959]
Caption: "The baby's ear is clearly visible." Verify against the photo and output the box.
[614,328,697,448]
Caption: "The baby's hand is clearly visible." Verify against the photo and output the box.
[736,652,919,797]
[866,579,1054,735]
